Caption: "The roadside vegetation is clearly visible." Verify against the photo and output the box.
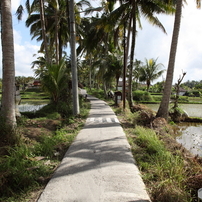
[90,89,202,202]
[20,88,49,104]
[0,88,90,202]
[1,84,202,201]
[1,0,202,201]
[116,106,202,201]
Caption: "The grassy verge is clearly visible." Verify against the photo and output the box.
[112,104,202,202]
[89,87,202,201]
[0,97,90,201]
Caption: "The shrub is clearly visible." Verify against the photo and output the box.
[133,90,154,102]
[89,88,105,99]
[184,90,202,97]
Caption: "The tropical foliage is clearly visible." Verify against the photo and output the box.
[139,58,165,91]
[1,0,201,136]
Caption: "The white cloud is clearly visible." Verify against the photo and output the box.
[14,42,39,77]
[2,0,202,83]
[0,1,40,78]
[13,28,40,77]
[0,29,40,78]
[135,0,202,84]
[11,0,21,12]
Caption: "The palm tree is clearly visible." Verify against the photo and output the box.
[156,0,182,119]
[104,0,174,108]
[69,0,80,115]
[139,58,165,91]
[1,0,16,127]
[131,59,143,90]
[40,58,69,104]
[156,0,201,120]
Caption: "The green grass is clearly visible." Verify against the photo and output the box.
[125,126,192,202]
[0,90,91,201]
[20,88,50,100]
[112,104,200,202]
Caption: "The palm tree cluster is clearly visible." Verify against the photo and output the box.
[1,0,201,128]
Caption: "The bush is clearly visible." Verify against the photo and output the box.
[133,90,154,102]
[152,95,162,102]
[184,90,202,97]
[89,88,105,99]
[170,95,189,103]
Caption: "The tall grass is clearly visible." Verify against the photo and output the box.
[0,96,90,201]
[128,126,191,202]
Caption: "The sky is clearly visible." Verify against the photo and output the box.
[0,0,202,84]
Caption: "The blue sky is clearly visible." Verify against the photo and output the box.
[1,0,202,84]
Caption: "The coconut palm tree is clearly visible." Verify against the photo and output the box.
[156,0,183,119]
[40,58,69,104]
[1,0,16,127]
[69,0,80,115]
[156,0,201,120]
[131,59,143,90]
[139,58,165,91]
[102,0,175,108]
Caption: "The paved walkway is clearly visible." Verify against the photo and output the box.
[37,96,151,202]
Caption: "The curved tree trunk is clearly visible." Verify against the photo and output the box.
[1,0,16,127]
[156,0,182,120]
[128,1,136,109]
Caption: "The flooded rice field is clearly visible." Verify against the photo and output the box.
[146,104,202,157]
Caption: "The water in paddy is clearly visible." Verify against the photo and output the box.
[19,104,47,112]
[145,103,202,157]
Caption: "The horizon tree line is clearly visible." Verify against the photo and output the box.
[0,0,201,131]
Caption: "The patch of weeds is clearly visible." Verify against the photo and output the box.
[0,144,51,199]
[128,126,191,201]
[135,126,165,155]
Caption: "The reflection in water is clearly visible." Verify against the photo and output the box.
[175,123,202,157]
[145,104,202,157]
[145,103,202,118]
[19,104,47,112]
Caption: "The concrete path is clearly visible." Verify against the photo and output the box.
[37,96,151,202]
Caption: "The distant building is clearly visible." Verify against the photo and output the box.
[178,87,187,96]
[117,81,128,91]
[32,80,41,88]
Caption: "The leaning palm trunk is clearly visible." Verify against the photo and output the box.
[1,0,16,127]
[128,1,136,109]
[156,0,182,120]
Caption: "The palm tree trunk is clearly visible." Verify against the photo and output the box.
[89,56,92,90]
[39,0,50,64]
[123,18,127,109]
[156,0,182,120]
[55,0,59,65]
[128,1,136,109]
[69,0,80,115]
[1,0,16,127]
